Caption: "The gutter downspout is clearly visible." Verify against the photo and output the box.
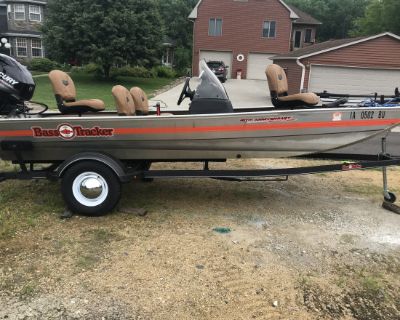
[296,58,306,92]
[190,19,195,77]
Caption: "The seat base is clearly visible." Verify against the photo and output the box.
[56,95,105,114]
[271,92,320,109]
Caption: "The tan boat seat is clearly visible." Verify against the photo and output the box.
[48,70,105,114]
[130,86,174,116]
[112,85,136,116]
[130,87,149,115]
[266,64,319,108]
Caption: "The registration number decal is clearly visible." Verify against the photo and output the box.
[350,111,386,120]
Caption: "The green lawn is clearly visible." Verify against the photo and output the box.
[32,73,174,110]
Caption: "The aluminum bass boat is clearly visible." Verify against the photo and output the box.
[2,55,400,216]
[1,59,400,163]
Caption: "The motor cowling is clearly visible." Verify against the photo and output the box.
[0,54,35,107]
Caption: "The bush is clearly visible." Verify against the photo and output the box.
[111,66,155,78]
[82,63,103,75]
[173,46,192,74]
[27,58,70,72]
[70,63,104,78]
[28,58,59,72]
[152,66,177,78]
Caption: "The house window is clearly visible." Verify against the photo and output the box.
[209,18,222,36]
[31,39,43,57]
[162,47,174,66]
[294,31,302,48]
[305,29,312,43]
[29,5,41,22]
[14,4,25,20]
[16,38,27,57]
[262,21,276,38]
[7,5,12,20]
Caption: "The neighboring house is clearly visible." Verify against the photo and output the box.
[288,5,320,51]
[189,0,321,80]
[0,0,46,60]
[273,32,400,96]
[161,37,176,67]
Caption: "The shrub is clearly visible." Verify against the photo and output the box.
[83,63,103,74]
[70,66,84,74]
[173,46,192,74]
[28,58,58,72]
[111,66,155,78]
[152,66,177,78]
[73,63,105,78]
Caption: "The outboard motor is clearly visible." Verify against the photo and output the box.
[0,53,35,114]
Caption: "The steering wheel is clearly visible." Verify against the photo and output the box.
[177,77,193,105]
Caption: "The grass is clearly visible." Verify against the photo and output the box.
[299,268,399,319]
[31,71,48,76]
[361,274,385,296]
[32,72,175,110]
[20,282,37,298]
[75,228,124,271]
[0,161,63,240]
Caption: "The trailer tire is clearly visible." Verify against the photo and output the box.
[384,192,397,204]
[61,161,121,216]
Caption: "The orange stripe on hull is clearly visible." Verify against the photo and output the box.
[114,119,400,135]
[0,130,32,137]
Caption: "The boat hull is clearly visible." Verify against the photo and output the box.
[1,108,399,161]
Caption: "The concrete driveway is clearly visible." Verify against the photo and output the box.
[152,78,271,111]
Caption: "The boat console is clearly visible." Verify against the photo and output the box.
[178,60,234,114]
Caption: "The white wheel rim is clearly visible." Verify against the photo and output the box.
[72,172,109,207]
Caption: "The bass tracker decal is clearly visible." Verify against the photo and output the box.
[31,124,114,140]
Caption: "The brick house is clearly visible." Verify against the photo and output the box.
[189,0,321,80]
[0,0,46,60]
[273,32,400,96]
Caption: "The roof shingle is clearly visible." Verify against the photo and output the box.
[286,4,322,25]
[273,36,367,59]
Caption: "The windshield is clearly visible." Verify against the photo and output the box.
[196,60,228,100]
[207,62,223,69]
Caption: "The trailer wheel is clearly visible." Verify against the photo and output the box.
[61,161,121,216]
[384,192,397,204]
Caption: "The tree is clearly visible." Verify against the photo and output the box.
[351,0,400,36]
[286,0,371,41]
[157,0,198,48]
[42,0,163,77]
[157,0,198,71]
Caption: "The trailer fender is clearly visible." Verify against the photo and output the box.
[57,152,131,183]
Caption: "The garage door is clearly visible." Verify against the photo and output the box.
[199,51,232,78]
[247,53,274,80]
[309,65,400,95]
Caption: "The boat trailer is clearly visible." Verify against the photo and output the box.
[0,137,400,215]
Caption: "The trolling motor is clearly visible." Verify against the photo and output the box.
[0,53,36,115]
